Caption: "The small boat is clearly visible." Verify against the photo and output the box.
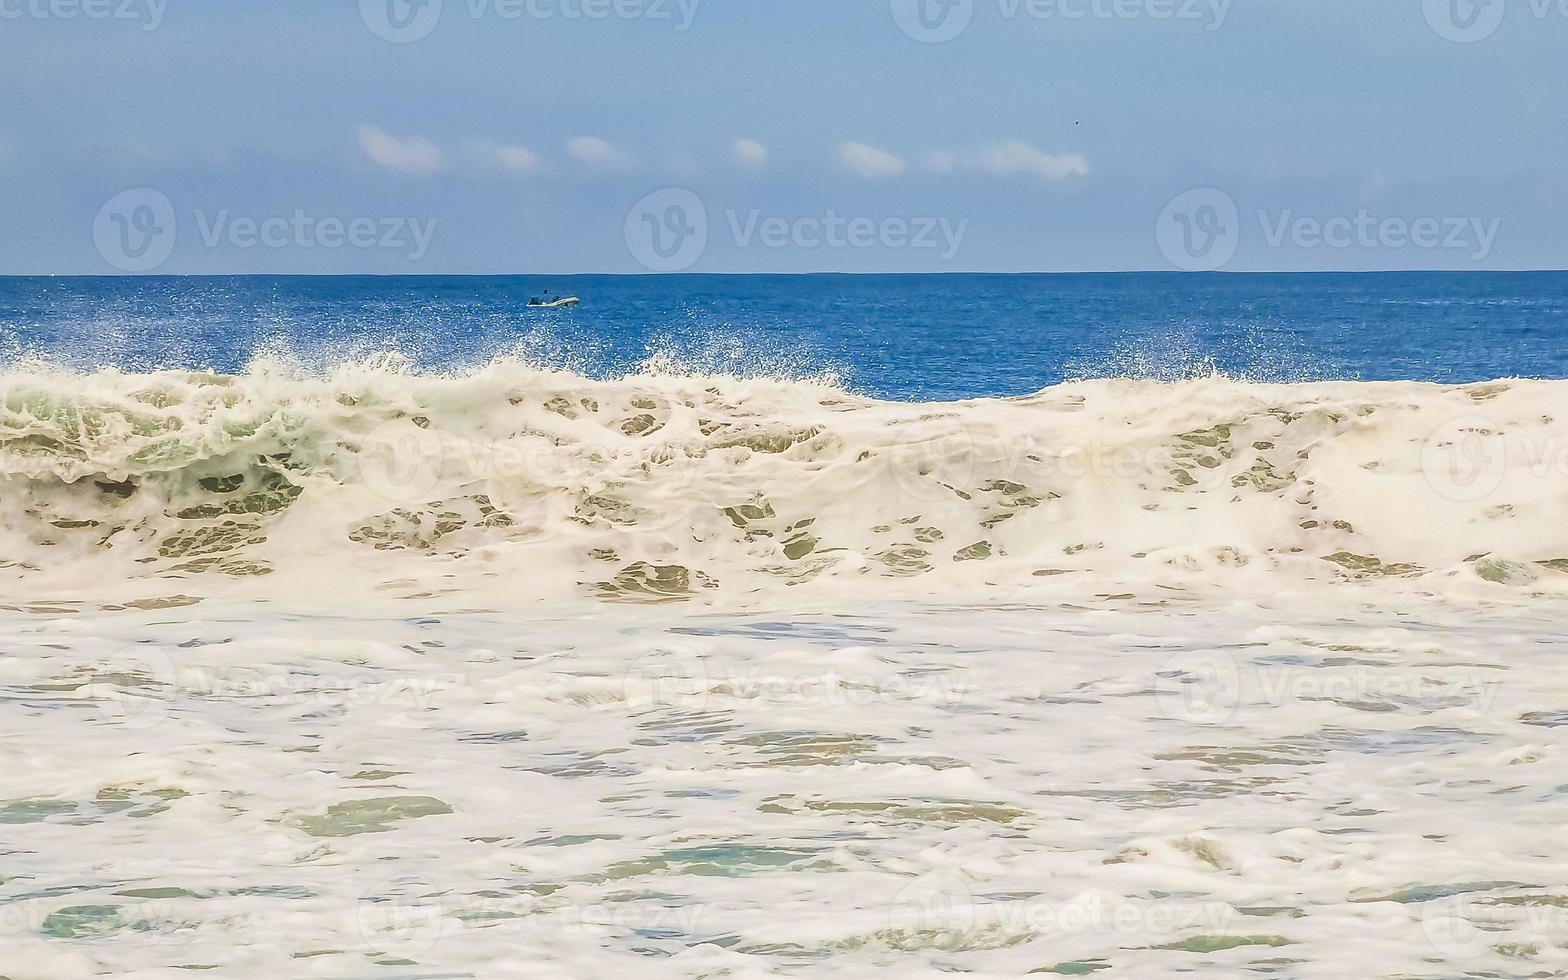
[527,296,580,308]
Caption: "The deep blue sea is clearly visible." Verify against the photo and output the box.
[3,272,1566,400]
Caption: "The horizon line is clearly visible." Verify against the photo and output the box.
[5,268,1568,279]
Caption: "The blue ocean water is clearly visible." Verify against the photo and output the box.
[2,272,1565,400]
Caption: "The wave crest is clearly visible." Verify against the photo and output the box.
[3,358,1564,606]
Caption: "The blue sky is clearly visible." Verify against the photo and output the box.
[2,0,1565,273]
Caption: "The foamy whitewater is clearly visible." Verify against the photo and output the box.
[5,357,1568,977]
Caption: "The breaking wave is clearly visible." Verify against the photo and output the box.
[3,355,1565,608]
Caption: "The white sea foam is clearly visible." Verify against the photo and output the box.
[3,358,1567,976]
[5,599,1568,976]
[1,357,1564,609]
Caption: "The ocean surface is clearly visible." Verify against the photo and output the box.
[6,272,1568,398]
[4,273,1568,978]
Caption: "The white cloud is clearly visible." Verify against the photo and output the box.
[918,142,1090,181]
[357,124,443,176]
[497,145,544,175]
[566,136,633,172]
[972,141,1089,180]
[732,138,767,167]
[840,141,905,180]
